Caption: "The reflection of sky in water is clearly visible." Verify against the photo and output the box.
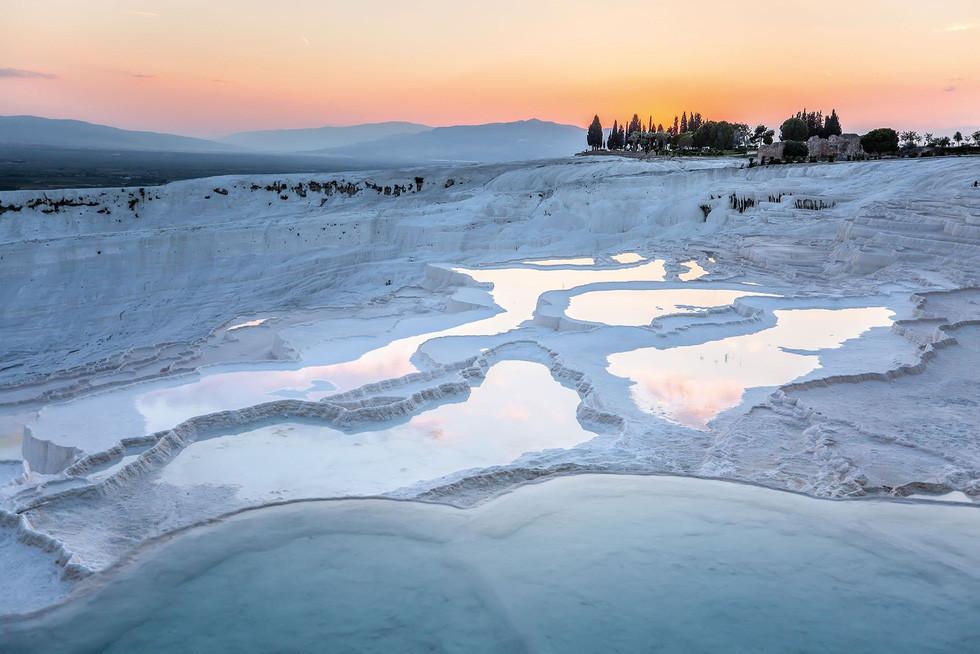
[135,260,668,434]
[678,260,707,281]
[227,318,269,331]
[607,307,894,428]
[611,252,645,264]
[566,288,774,326]
[157,361,593,499]
[459,259,666,334]
[523,257,594,266]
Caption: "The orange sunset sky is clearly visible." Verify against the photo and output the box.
[2,0,978,137]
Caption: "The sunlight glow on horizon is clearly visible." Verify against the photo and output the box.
[1,0,977,137]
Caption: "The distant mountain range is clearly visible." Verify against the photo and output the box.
[219,122,432,152]
[0,116,235,152]
[0,115,588,163]
[317,119,586,163]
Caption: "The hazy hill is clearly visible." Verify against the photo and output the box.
[0,117,591,188]
[318,119,587,163]
[0,116,235,152]
[221,121,432,152]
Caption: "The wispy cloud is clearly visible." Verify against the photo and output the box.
[0,67,58,79]
[129,10,160,18]
[938,23,976,32]
[124,71,159,79]
[943,86,957,92]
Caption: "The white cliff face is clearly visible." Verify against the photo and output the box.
[0,155,978,616]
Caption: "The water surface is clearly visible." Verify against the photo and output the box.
[607,307,894,427]
[3,475,978,653]
[28,259,667,452]
[566,288,773,326]
[156,361,594,499]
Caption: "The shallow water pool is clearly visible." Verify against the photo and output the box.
[608,307,894,427]
[26,259,667,454]
[3,475,978,653]
[565,287,774,326]
[156,360,595,499]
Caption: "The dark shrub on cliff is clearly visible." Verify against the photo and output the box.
[780,118,808,142]
[861,128,899,156]
[783,140,809,158]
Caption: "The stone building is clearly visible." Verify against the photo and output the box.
[757,141,784,161]
[756,133,864,162]
[807,133,864,159]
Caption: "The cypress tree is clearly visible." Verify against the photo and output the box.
[822,109,842,138]
[792,109,828,138]
[587,115,603,151]
[612,120,625,150]
[628,114,642,149]
[680,111,688,133]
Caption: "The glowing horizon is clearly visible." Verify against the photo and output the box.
[2,1,977,138]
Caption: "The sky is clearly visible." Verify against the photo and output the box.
[1,0,978,137]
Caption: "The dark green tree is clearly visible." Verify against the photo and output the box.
[640,130,655,153]
[608,120,621,150]
[673,133,694,149]
[821,109,842,138]
[751,124,775,146]
[953,131,963,145]
[587,115,603,151]
[689,112,704,132]
[860,128,899,156]
[692,121,713,148]
[780,117,809,141]
[680,111,688,133]
[783,140,809,158]
[795,109,823,138]
[627,114,643,150]
[900,131,919,149]
[693,121,737,150]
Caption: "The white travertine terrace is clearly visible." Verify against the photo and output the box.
[0,156,978,616]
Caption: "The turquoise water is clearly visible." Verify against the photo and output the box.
[2,475,979,652]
